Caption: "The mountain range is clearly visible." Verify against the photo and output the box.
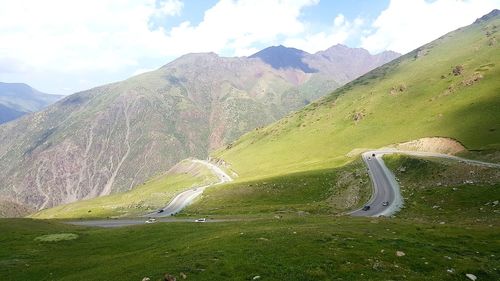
[216,9,500,179]
[0,44,399,214]
[33,9,500,221]
[0,82,63,124]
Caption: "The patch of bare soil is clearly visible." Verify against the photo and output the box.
[394,137,466,154]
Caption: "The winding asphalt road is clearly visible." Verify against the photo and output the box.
[69,150,499,227]
[68,160,232,227]
[69,217,234,228]
[350,149,500,217]
[143,160,233,218]
[350,151,402,217]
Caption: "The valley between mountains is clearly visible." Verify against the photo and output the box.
[0,44,398,214]
[0,8,499,281]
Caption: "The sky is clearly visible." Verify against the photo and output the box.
[0,0,498,95]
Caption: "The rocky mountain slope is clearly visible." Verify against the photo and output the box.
[0,45,398,214]
[215,10,500,179]
[251,44,400,83]
[0,82,63,124]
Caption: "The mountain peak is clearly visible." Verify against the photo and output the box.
[175,52,220,60]
[249,45,317,73]
[324,43,349,50]
[474,9,499,24]
[0,81,32,91]
[163,52,221,68]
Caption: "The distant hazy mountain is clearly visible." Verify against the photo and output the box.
[0,82,63,124]
[306,44,401,82]
[249,45,318,73]
[250,44,401,83]
[0,45,399,215]
[0,104,25,124]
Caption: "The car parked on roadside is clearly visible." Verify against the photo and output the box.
[145,218,157,224]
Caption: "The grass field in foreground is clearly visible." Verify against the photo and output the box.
[1,216,498,281]
[31,160,218,219]
[2,155,499,280]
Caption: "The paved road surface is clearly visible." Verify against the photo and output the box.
[67,151,499,227]
[68,218,233,228]
[350,151,402,217]
[351,149,500,217]
[68,160,233,227]
[144,160,232,218]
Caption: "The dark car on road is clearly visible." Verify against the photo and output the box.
[362,205,371,211]
[157,209,164,213]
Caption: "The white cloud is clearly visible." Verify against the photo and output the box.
[0,0,319,73]
[283,14,365,54]
[158,0,184,17]
[0,0,320,93]
[0,0,163,73]
[361,0,500,54]
[156,0,320,56]
[0,58,29,74]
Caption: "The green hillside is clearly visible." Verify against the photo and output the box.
[216,15,500,179]
[184,159,370,217]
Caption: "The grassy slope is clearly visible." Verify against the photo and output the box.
[384,154,500,225]
[184,159,370,216]
[215,16,500,179]
[2,142,500,281]
[31,160,218,219]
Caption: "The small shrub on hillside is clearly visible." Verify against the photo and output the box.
[452,65,464,76]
